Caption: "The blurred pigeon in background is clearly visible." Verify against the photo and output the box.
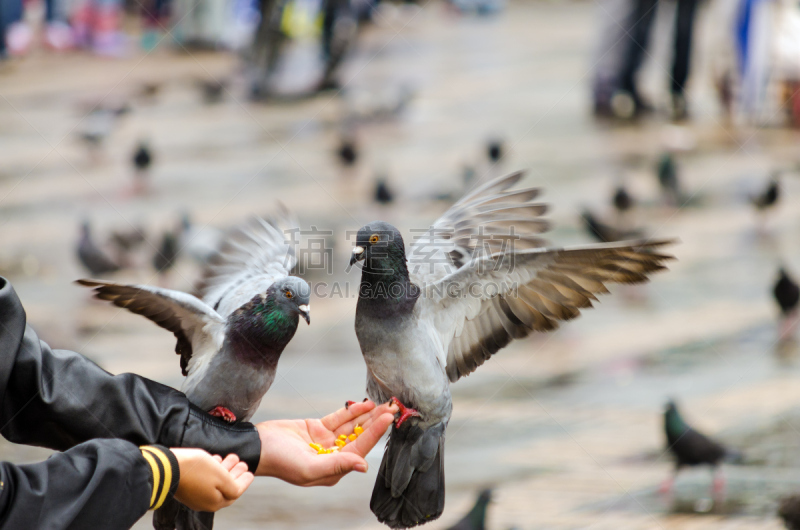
[581,209,642,243]
[779,494,800,530]
[349,172,674,528]
[447,489,492,530]
[751,173,780,213]
[132,140,153,195]
[612,184,633,213]
[662,400,741,498]
[774,268,800,338]
[657,152,682,206]
[487,138,504,163]
[77,221,121,276]
[374,176,395,205]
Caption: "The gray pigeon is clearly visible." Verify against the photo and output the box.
[349,172,674,529]
[77,221,121,276]
[77,212,310,530]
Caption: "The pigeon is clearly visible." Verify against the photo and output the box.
[77,103,130,154]
[774,268,800,337]
[197,78,227,104]
[77,213,310,530]
[338,137,358,167]
[375,177,395,205]
[178,213,225,267]
[751,174,780,212]
[107,225,146,268]
[779,494,800,529]
[348,172,674,528]
[153,231,179,275]
[447,489,492,530]
[662,400,740,497]
[133,142,152,172]
[612,185,633,213]
[581,210,642,243]
[109,226,146,253]
[657,152,681,205]
[77,221,121,276]
[487,139,503,163]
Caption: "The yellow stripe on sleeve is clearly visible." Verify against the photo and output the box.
[140,449,160,509]
[142,447,173,510]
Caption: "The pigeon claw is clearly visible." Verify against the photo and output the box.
[208,406,237,423]
[345,400,356,409]
[390,397,421,428]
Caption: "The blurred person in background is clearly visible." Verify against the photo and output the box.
[72,0,126,55]
[0,0,24,58]
[611,0,700,120]
[249,0,358,98]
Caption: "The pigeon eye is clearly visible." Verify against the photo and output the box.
[285,291,293,299]
[369,234,379,244]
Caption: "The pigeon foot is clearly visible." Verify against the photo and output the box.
[389,397,420,428]
[658,477,674,495]
[208,406,237,423]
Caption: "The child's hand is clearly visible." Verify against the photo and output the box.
[171,449,254,512]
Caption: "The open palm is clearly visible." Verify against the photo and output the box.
[255,400,397,486]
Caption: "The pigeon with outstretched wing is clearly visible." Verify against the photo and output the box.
[78,211,310,530]
[349,172,674,528]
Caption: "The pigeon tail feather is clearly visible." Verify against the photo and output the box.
[371,423,446,529]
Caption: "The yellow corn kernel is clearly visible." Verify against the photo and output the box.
[337,434,347,441]
[335,439,346,448]
[309,442,322,451]
[353,425,364,435]
[348,433,358,441]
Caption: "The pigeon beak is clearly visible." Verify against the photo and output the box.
[298,304,310,324]
[350,246,365,266]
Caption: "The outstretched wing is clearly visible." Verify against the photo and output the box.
[76,279,226,376]
[407,171,550,287]
[195,208,298,317]
[420,238,674,382]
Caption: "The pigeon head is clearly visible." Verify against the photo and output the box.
[268,276,311,324]
[349,221,407,273]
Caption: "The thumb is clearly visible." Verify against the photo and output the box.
[315,451,368,478]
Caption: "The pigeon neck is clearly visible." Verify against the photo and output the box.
[665,409,687,437]
[227,297,298,368]
[358,253,419,312]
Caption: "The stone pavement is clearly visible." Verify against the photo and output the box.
[1,1,800,528]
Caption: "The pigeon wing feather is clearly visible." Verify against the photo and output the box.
[76,279,225,376]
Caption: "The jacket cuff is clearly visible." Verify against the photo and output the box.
[140,445,181,510]
[181,404,261,473]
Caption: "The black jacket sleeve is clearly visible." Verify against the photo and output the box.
[0,438,156,530]
[0,277,261,471]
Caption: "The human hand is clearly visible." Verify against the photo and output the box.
[254,400,398,486]
[171,449,255,512]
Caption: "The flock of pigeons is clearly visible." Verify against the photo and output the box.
[67,78,800,530]
[75,168,675,529]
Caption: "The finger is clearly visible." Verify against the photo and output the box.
[304,451,368,483]
[228,461,250,480]
[212,454,223,463]
[217,471,244,500]
[320,400,376,430]
[221,454,240,471]
[346,412,395,457]
[235,471,255,494]
[335,402,399,436]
